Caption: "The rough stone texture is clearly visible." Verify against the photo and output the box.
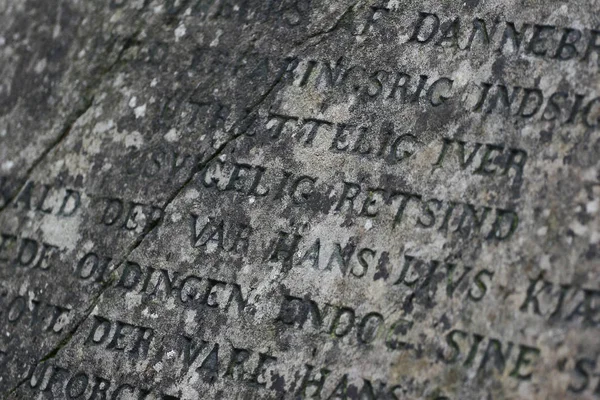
[0,0,599,399]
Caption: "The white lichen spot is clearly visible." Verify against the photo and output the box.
[52,24,61,39]
[386,0,400,10]
[364,219,373,231]
[186,189,200,200]
[210,29,223,47]
[41,214,82,249]
[583,168,598,180]
[569,221,587,236]
[125,131,144,148]
[165,297,176,310]
[128,96,137,108]
[540,254,551,270]
[53,313,69,333]
[175,24,187,41]
[266,119,279,130]
[134,104,147,119]
[153,362,163,373]
[586,200,599,214]
[536,226,548,236]
[171,212,182,222]
[249,197,255,204]
[93,120,114,134]
[113,73,125,87]
[164,128,179,142]
[150,78,158,87]
[1,160,14,171]
[142,308,159,319]
[34,58,47,74]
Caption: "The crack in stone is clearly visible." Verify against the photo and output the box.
[1,30,148,400]
[3,55,289,398]
[292,0,362,50]
[0,31,141,218]
[3,3,358,394]
[1,0,356,221]
[0,97,94,216]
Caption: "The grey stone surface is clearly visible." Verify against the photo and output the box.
[0,0,599,399]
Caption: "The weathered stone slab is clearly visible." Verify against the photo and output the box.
[0,0,599,399]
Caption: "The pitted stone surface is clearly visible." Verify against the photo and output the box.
[0,1,599,399]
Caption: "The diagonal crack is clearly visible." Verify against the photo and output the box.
[292,0,362,51]
[0,31,141,218]
[4,52,289,398]
[3,28,148,400]
[0,97,93,215]
[4,2,361,395]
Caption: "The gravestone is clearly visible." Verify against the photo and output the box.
[0,0,599,399]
